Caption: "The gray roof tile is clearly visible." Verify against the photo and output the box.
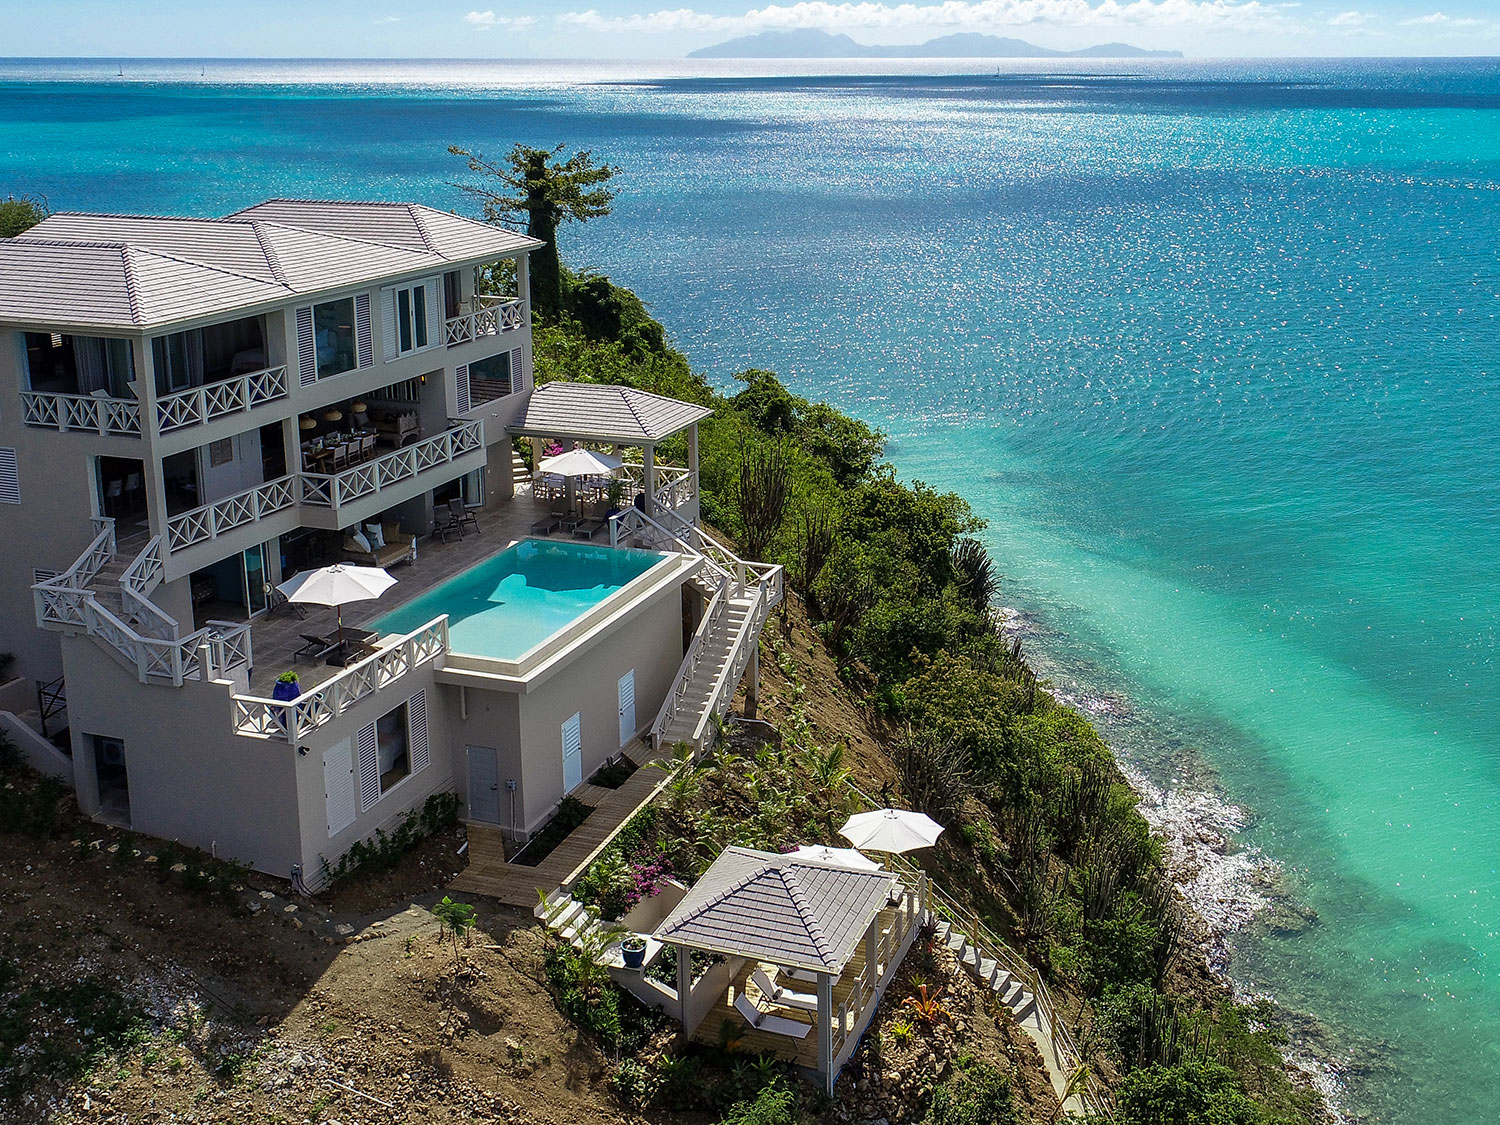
[507,381,714,444]
[0,200,542,332]
[652,847,898,973]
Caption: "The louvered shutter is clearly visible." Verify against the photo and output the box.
[325,738,357,837]
[32,569,59,585]
[295,307,316,386]
[0,447,19,504]
[422,278,440,348]
[354,293,373,368]
[509,345,526,394]
[381,287,398,360]
[561,712,582,793]
[357,721,379,809]
[617,670,636,747]
[409,690,429,773]
[454,364,470,416]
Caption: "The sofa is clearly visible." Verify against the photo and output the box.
[343,522,416,568]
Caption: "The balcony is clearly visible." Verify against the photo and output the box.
[162,419,485,556]
[21,390,141,437]
[444,295,524,347]
[298,419,484,519]
[154,365,290,434]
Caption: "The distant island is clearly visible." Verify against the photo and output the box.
[689,29,1183,59]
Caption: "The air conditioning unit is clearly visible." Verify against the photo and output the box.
[97,737,125,766]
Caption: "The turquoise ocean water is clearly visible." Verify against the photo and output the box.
[2,56,1497,1121]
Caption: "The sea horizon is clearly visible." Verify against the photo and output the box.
[3,55,1498,1122]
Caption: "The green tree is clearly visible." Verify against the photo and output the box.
[0,193,49,238]
[1114,1061,1259,1125]
[429,895,476,976]
[449,143,618,320]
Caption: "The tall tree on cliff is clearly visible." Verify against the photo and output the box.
[448,144,618,321]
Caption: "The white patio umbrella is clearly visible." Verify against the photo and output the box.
[838,808,945,854]
[787,844,881,871]
[537,448,623,477]
[278,563,397,653]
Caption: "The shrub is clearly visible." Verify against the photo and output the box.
[718,1081,798,1125]
[923,1060,1023,1125]
[1114,1061,1259,1125]
[611,1057,657,1107]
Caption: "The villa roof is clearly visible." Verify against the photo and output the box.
[0,200,541,332]
[651,847,898,974]
[506,381,714,445]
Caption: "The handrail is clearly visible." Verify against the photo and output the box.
[844,779,1108,1114]
[609,507,738,591]
[690,580,770,748]
[119,536,177,642]
[20,390,141,436]
[298,419,483,512]
[649,574,729,748]
[155,365,289,434]
[444,295,523,347]
[167,474,298,552]
[231,618,448,742]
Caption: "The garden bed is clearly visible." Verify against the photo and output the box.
[509,796,594,868]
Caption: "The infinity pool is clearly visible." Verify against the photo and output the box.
[371,539,665,662]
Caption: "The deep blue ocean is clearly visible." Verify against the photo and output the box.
[2,56,1497,1122]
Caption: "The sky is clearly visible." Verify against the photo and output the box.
[1,0,1498,59]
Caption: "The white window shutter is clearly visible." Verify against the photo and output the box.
[509,345,526,393]
[409,690,429,773]
[357,721,379,810]
[423,278,440,347]
[325,738,357,837]
[454,364,470,416]
[380,288,398,360]
[295,307,316,386]
[0,448,18,504]
[354,293,373,368]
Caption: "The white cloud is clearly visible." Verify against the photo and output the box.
[1400,10,1486,25]
[555,0,1301,36]
[1326,9,1369,26]
[464,10,536,30]
[373,15,401,23]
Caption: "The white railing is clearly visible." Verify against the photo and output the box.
[444,296,524,347]
[118,535,176,640]
[155,365,289,433]
[32,517,117,631]
[689,580,771,748]
[298,420,483,513]
[610,507,739,591]
[21,391,141,436]
[119,534,164,597]
[830,874,926,1069]
[615,464,696,515]
[231,618,448,742]
[649,575,730,747]
[167,474,298,552]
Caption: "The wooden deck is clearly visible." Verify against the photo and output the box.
[690,900,909,1067]
[451,740,672,906]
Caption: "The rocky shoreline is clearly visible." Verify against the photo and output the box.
[998,605,1349,1121]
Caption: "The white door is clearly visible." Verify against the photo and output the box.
[562,712,582,794]
[324,738,356,838]
[617,669,636,747]
[467,745,500,823]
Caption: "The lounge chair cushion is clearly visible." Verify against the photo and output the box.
[350,529,371,553]
[751,967,820,1012]
[734,992,811,1039]
[365,522,386,549]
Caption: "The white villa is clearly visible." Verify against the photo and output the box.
[0,200,779,887]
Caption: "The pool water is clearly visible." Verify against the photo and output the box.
[371,539,665,662]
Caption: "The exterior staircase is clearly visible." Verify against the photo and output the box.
[654,584,760,748]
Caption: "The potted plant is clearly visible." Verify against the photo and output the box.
[606,479,625,517]
[620,934,647,969]
[272,670,301,702]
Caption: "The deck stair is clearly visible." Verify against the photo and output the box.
[535,888,675,1009]
[654,589,758,748]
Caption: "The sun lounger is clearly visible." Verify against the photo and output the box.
[781,965,820,985]
[734,991,812,1039]
[530,515,562,536]
[572,518,607,541]
[294,633,340,662]
[752,967,819,1012]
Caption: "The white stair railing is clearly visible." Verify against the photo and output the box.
[648,575,730,747]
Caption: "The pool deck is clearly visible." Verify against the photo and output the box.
[243,493,564,697]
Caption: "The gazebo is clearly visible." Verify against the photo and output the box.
[504,381,712,523]
[651,846,928,1093]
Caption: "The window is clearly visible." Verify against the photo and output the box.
[25,333,135,396]
[313,298,356,379]
[382,279,440,360]
[357,692,428,810]
[467,349,513,404]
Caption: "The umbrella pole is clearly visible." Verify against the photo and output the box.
[336,603,344,657]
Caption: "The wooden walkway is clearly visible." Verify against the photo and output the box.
[451,740,672,907]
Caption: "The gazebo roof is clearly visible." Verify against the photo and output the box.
[506,381,713,445]
[652,847,898,974]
